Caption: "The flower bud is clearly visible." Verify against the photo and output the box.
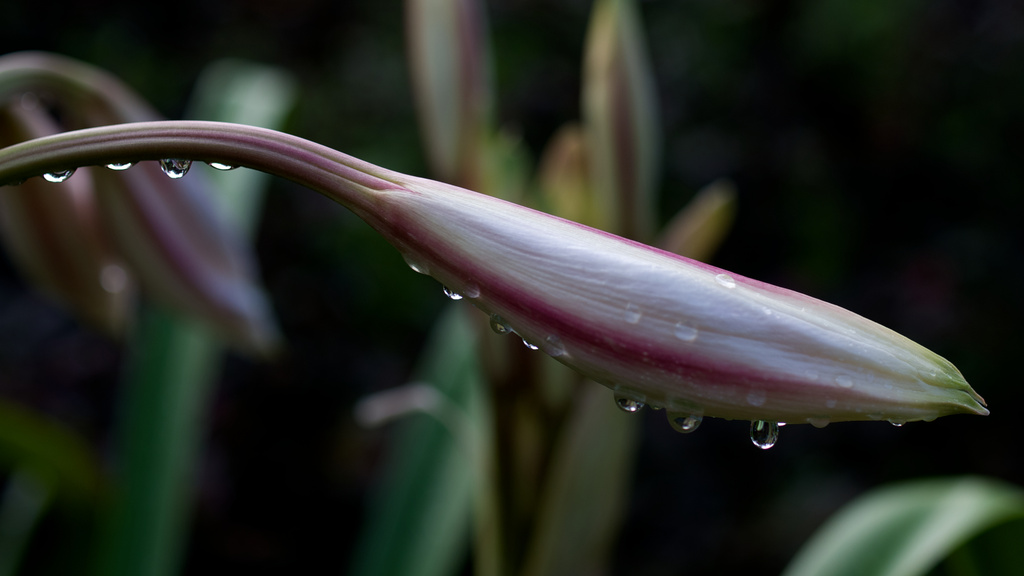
[357,173,986,426]
[406,0,493,188]
[0,52,280,355]
[582,0,660,239]
[0,102,133,334]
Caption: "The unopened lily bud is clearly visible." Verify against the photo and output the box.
[0,52,281,355]
[536,124,591,225]
[406,0,493,187]
[582,0,660,239]
[357,172,986,427]
[91,162,280,356]
[0,120,985,425]
[0,103,132,334]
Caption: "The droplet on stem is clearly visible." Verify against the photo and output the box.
[668,412,702,433]
[543,335,566,357]
[402,254,430,275]
[42,168,75,183]
[159,158,192,179]
[521,338,539,351]
[489,314,511,335]
[615,395,645,413]
[749,420,779,449]
[208,161,236,171]
[442,286,463,300]
[106,162,135,171]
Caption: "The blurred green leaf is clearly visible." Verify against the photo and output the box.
[782,477,1024,576]
[0,399,102,502]
[350,306,492,576]
[521,384,637,576]
[0,401,103,576]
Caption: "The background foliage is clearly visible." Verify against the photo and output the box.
[1,0,1023,574]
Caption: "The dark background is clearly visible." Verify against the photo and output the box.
[1,0,1022,574]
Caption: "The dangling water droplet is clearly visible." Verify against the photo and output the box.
[42,168,75,183]
[543,335,566,357]
[615,395,645,413]
[624,303,642,324]
[750,420,779,450]
[715,273,736,288]
[808,417,830,428]
[402,254,430,275]
[106,161,135,171]
[159,158,192,179]
[208,161,236,171]
[521,338,539,351]
[668,412,702,433]
[673,322,699,342]
[835,375,854,388]
[888,419,906,427]
[443,286,463,300]
[777,422,787,427]
[489,314,511,335]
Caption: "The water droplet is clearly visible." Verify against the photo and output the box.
[42,168,75,183]
[835,375,854,389]
[462,283,481,299]
[615,395,645,413]
[489,314,511,335]
[624,303,642,324]
[443,286,463,300]
[888,419,906,427]
[402,254,430,275]
[521,338,539,351]
[673,322,698,342]
[99,264,129,294]
[715,273,736,288]
[106,162,134,171]
[668,412,702,433]
[750,420,779,450]
[777,422,787,427]
[208,161,236,171]
[808,417,830,428]
[543,335,566,357]
[19,92,40,111]
[746,390,767,407]
[159,158,192,179]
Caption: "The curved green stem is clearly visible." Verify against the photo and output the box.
[0,120,396,217]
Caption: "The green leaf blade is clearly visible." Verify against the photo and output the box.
[783,477,1024,576]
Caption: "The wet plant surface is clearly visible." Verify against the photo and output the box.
[1,1,1023,575]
